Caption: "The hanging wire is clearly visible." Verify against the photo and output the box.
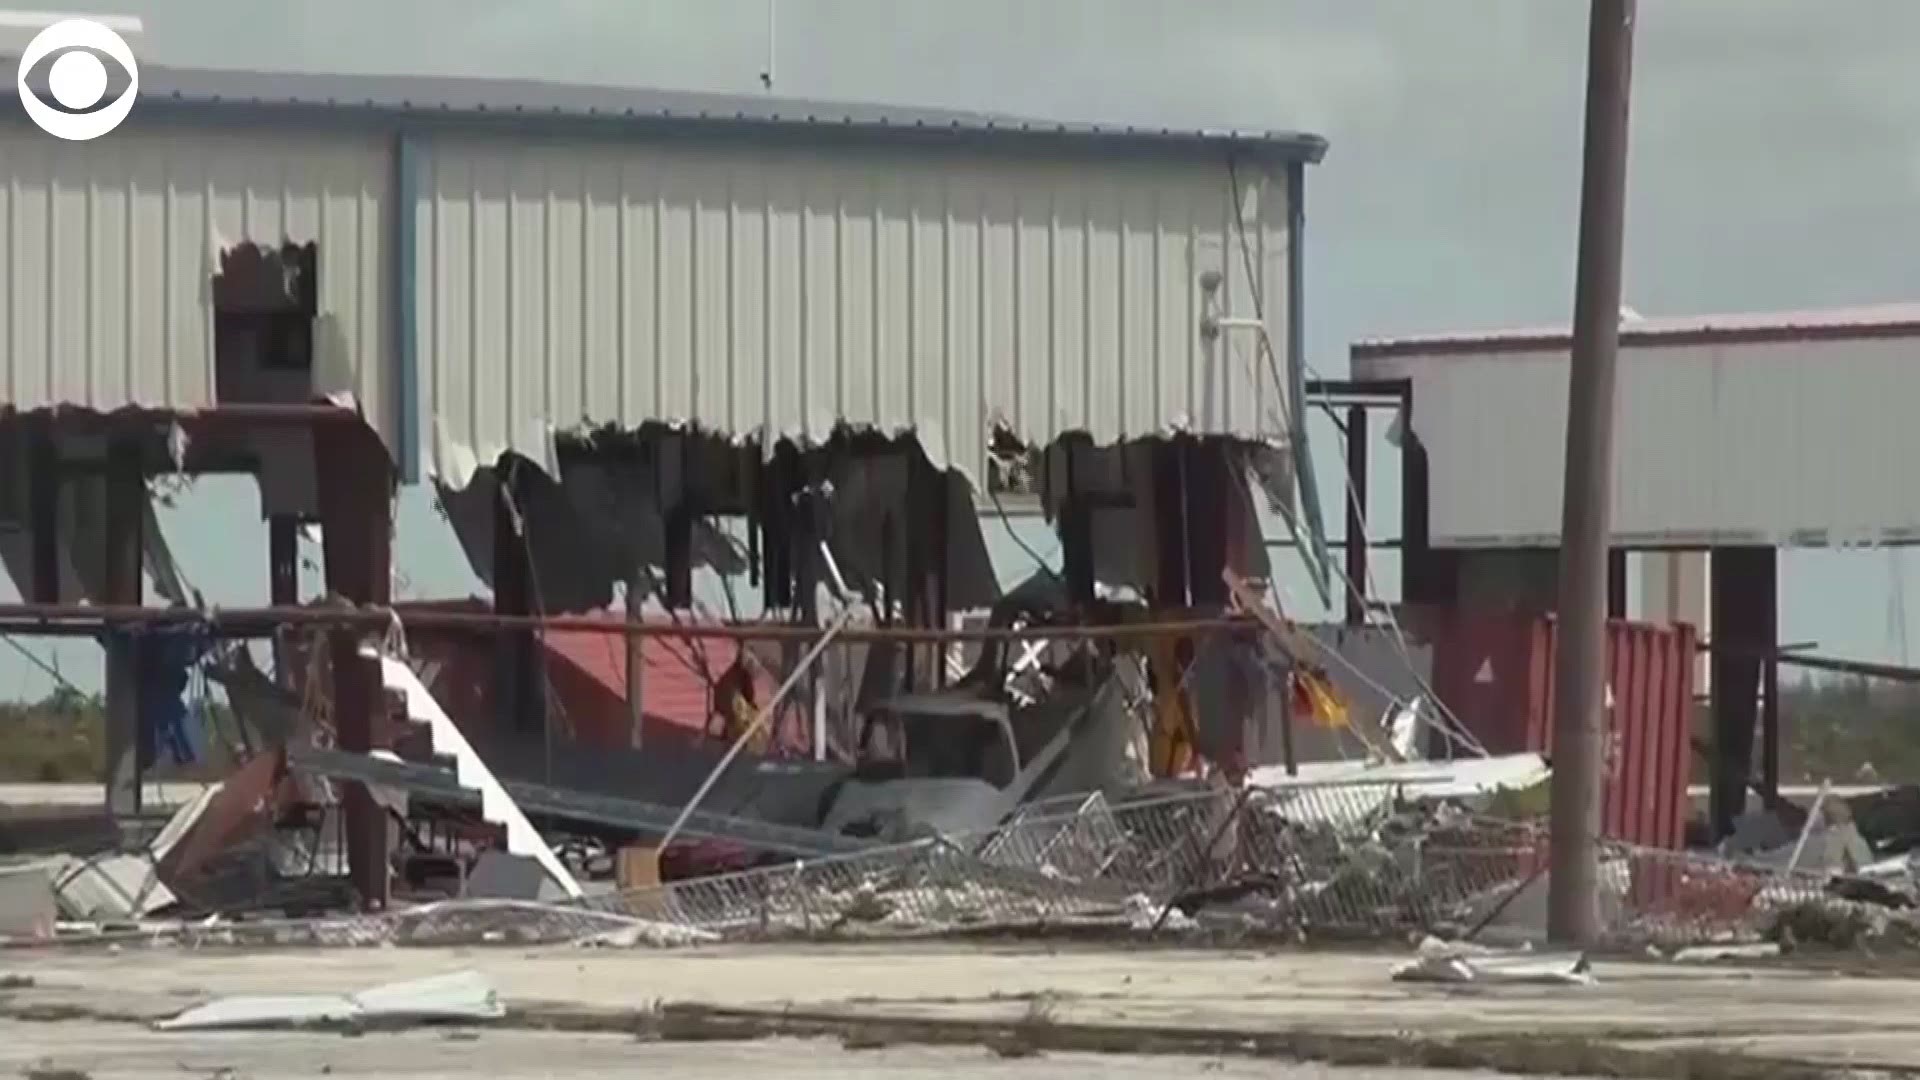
[1222,159,1490,759]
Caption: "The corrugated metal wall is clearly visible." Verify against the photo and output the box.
[414,136,1291,485]
[1429,609,1696,850]
[0,123,395,439]
[1361,335,1920,548]
[1528,618,1696,852]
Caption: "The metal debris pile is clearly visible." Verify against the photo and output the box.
[0,759,1852,951]
[567,772,1728,945]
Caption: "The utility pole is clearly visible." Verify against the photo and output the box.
[1549,0,1637,946]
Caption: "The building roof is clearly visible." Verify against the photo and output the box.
[1352,303,1920,362]
[10,57,1326,162]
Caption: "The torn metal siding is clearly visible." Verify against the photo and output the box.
[1356,331,1920,548]
[415,136,1292,486]
[0,122,395,444]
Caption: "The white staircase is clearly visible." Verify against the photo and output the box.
[365,646,583,899]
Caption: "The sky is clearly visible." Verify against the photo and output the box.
[5,0,1920,696]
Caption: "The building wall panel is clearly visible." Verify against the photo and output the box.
[1356,325,1920,548]
[416,137,1292,486]
[0,123,395,442]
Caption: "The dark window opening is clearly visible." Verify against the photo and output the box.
[213,241,319,402]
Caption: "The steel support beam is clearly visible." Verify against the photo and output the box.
[102,439,145,822]
[1709,545,1776,836]
[27,419,58,603]
[318,424,394,910]
[1343,404,1369,626]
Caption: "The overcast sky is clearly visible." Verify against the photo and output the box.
[6,1,1920,695]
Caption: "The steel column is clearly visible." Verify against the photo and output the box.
[318,425,394,909]
[492,461,544,736]
[27,420,58,603]
[102,440,145,822]
[1709,545,1775,836]
[1344,404,1369,625]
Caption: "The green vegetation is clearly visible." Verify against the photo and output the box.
[1778,674,1920,784]
[0,690,242,784]
[0,689,108,783]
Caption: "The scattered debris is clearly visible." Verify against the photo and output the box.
[47,854,176,922]
[0,862,58,940]
[465,852,571,903]
[156,971,505,1032]
[1671,942,1782,963]
[1390,936,1594,986]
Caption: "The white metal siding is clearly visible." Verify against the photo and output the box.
[1360,336,1920,547]
[0,123,394,440]
[416,136,1290,485]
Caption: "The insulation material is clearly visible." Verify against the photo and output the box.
[1035,438,1277,596]
[436,441,1000,616]
[818,454,999,613]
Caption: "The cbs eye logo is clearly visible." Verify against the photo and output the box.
[15,19,140,142]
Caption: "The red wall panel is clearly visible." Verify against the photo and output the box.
[1430,609,1696,850]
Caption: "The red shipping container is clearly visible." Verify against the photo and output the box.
[1428,609,1696,851]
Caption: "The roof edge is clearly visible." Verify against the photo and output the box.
[1352,309,1920,361]
[1,57,1328,163]
[136,93,1331,161]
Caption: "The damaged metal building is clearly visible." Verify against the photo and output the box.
[0,57,1329,904]
[1345,305,1920,844]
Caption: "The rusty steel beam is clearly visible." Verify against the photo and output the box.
[9,403,367,425]
[0,602,1261,643]
[26,418,58,603]
[316,422,395,911]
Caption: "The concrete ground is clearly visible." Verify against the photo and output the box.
[0,783,200,809]
[2,943,1917,1074]
[0,1021,1571,1080]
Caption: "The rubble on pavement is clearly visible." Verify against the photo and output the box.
[1390,935,1594,986]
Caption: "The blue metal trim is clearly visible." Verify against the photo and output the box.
[393,133,422,484]
[1286,159,1334,607]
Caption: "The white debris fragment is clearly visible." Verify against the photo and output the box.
[49,854,175,921]
[1390,935,1593,986]
[574,919,720,949]
[156,993,359,1031]
[1124,893,1195,932]
[156,971,505,1031]
[1671,942,1782,963]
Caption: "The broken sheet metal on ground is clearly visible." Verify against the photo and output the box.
[157,971,505,1032]
[554,772,1660,943]
[575,770,1914,949]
